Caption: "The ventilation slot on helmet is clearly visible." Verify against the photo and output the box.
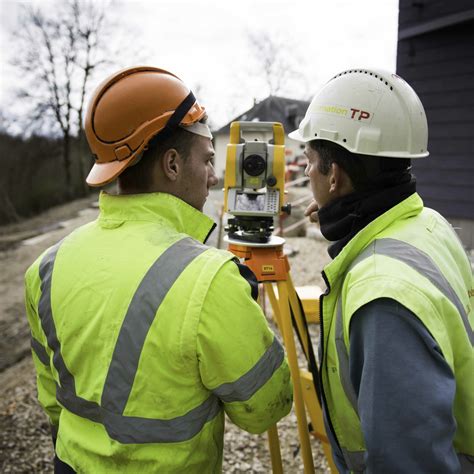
[333,69,395,92]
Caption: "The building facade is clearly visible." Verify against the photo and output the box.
[397,0,474,249]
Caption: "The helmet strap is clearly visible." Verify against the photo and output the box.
[153,91,197,143]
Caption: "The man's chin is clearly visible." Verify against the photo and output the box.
[197,199,205,212]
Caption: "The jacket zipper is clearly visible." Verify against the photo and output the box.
[319,270,343,455]
[203,222,217,244]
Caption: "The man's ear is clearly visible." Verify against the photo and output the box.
[329,162,354,195]
[328,162,339,193]
[161,148,181,181]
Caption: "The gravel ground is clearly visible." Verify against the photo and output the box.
[0,190,333,473]
[0,358,54,473]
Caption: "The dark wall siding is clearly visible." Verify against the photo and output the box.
[424,106,472,123]
[427,138,474,154]
[399,0,474,28]
[397,3,474,220]
[397,54,474,78]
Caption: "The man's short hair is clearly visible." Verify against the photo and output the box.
[118,122,203,191]
[309,140,411,191]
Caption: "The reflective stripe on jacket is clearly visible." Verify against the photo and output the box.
[319,193,474,472]
[25,192,292,473]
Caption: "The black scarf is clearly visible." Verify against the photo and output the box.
[318,175,417,259]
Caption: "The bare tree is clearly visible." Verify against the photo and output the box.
[11,0,114,195]
[246,31,299,97]
[72,1,109,141]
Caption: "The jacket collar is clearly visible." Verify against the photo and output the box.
[323,192,424,287]
[98,191,216,244]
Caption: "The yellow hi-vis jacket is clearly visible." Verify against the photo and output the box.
[320,193,474,472]
[25,192,292,473]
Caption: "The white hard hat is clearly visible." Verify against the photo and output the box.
[289,69,429,159]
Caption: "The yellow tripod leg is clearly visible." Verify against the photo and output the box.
[289,280,339,473]
[286,273,310,359]
[300,371,338,473]
[261,285,284,473]
[264,282,283,333]
[286,277,337,474]
[267,424,283,474]
[276,280,315,473]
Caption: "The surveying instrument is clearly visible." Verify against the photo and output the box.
[223,121,336,473]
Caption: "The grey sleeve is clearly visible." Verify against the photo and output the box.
[349,298,460,474]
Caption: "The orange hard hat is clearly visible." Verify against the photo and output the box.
[84,66,206,187]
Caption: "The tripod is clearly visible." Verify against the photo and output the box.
[226,236,337,473]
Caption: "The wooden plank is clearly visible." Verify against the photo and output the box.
[427,138,474,154]
[409,74,474,94]
[417,91,474,107]
[398,21,474,52]
[414,155,474,171]
[419,199,473,219]
[424,121,474,138]
[416,183,473,202]
[399,10,474,39]
[413,169,474,187]
[424,107,473,123]
[398,58,474,79]
[415,183,473,199]
[397,41,474,66]
[398,0,474,28]
[418,190,473,207]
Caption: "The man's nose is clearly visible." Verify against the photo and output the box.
[208,168,218,187]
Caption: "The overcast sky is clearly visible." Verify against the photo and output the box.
[0,0,399,129]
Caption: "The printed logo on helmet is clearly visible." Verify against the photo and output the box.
[316,105,372,122]
[349,109,370,121]
[317,105,348,116]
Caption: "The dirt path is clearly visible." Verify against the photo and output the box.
[0,199,100,373]
[0,193,332,473]
[0,196,100,472]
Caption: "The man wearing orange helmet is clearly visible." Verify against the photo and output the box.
[24,66,292,473]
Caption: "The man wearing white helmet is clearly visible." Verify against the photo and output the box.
[24,66,292,473]
[290,69,473,473]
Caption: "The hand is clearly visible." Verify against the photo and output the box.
[304,200,319,223]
